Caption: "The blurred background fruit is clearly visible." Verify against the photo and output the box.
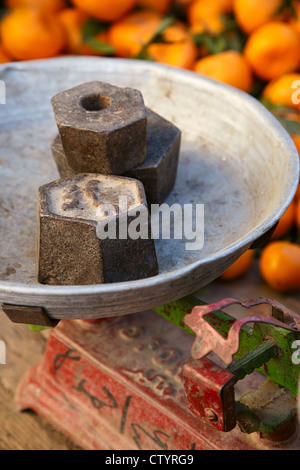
[56,7,111,55]
[187,0,233,35]
[271,200,296,240]
[233,0,283,34]
[137,0,174,14]
[70,0,138,22]
[220,250,256,281]
[0,43,11,63]
[194,49,253,92]
[259,241,300,293]
[289,0,300,37]
[292,134,300,158]
[297,197,300,228]
[106,10,162,58]
[244,21,300,81]
[262,73,300,109]
[6,0,66,14]
[146,21,197,69]
[0,7,65,60]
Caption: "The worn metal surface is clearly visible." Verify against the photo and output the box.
[37,174,158,286]
[51,81,147,175]
[2,304,59,327]
[51,107,182,206]
[0,57,298,320]
[181,300,299,439]
[236,380,297,440]
[50,134,74,179]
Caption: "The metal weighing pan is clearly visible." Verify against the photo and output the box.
[0,57,298,320]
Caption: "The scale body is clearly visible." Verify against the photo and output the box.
[0,58,299,450]
[15,299,300,450]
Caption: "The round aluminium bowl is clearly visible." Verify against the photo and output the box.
[0,57,298,320]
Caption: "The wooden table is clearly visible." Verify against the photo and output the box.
[0,260,299,450]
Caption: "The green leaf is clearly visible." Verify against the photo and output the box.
[192,16,246,55]
[152,15,175,40]
[135,16,175,60]
[136,49,155,61]
[27,325,50,332]
[226,33,245,53]
[277,116,300,135]
[193,32,228,54]
[260,97,293,114]
[85,38,116,56]
[82,19,109,42]
[260,97,300,136]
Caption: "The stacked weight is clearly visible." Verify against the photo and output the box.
[37,81,181,286]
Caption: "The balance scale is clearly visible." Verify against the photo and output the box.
[0,58,299,451]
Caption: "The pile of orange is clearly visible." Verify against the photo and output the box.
[0,0,300,293]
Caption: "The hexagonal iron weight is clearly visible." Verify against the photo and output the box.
[37,174,158,286]
[51,108,181,206]
[51,81,147,175]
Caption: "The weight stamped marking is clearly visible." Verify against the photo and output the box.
[118,324,188,398]
[37,173,158,285]
[54,177,138,220]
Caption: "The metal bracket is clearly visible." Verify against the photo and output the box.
[181,298,300,437]
[184,298,300,366]
[1,304,60,328]
[182,356,236,432]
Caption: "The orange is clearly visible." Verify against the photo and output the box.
[220,250,255,281]
[189,0,233,18]
[289,1,300,38]
[107,10,162,58]
[262,73,300,110]
[271,200,296,240]
[79,31,113,56]
[259,241,300,292]
[273,112,300,162]
[6,0,66,13]
[194,50,253,93]
[297,197,300,228]
[56,8,106,56]
[233,0,283,34]
[108,10,197,67]
[0,44,12,63]
[292,134,300,159]
[137,0,174,14]
[57,8,88,54]
[295,183,300,200]
[217,0,233,13]
[70,0,137,22]
[0,8,65,60]
[188,0,233,35]
[244,22,300,82]
[147,22,198,69]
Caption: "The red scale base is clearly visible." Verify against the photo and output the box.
[15,310,300,450]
